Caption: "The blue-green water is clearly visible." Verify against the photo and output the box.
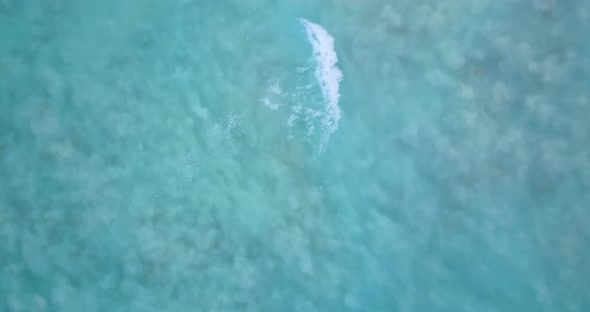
[1,0,589,311]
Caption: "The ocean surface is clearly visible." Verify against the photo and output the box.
[1,0,589,311]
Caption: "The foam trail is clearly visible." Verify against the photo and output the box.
[299,18,343,147]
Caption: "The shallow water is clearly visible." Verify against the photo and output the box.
[1,0,589,311]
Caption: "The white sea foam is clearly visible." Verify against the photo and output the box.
[299,18,343,147]
[270,82,282,95]
[261,97,279,110]
[261,82,282,110]
[288,104,303,128]
[296,66,311,73]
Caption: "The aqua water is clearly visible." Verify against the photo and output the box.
[1,0,589,311]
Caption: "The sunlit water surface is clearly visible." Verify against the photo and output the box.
[1,1,589,311]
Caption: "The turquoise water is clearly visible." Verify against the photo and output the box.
[1,0,589,311]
